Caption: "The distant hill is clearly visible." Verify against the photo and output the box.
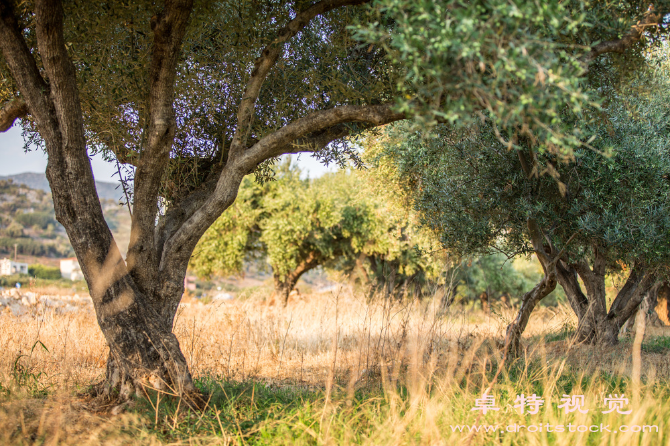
[0,176,131,260]
[0,172,124,202]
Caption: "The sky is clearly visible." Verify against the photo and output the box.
[0,125,336,182]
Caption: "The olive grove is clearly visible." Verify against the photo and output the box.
[0,0,665,403]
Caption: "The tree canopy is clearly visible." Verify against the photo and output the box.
[190,163,444,304]
[371,46,670,347]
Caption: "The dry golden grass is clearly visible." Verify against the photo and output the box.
[1,284,670,445]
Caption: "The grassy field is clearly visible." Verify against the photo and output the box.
[1,285,670,445]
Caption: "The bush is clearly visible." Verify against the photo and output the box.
[0,274,31,288]
[14,211,57,230]
[0,237,73,257]
[28,264,62,280]
[4,222,24,238]
[0,273,84,289]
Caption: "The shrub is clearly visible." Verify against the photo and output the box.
[28,264,62,280]
[14,211,57,230]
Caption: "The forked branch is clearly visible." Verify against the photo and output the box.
[582,5,664,64]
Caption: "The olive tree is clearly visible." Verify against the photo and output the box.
[0,0,661,403]
[376,60,670,352]
[191,163,443,305]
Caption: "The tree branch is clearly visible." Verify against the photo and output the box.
[126,0,194,298]
[556,260,589,319]
[227,0,371,160]
[238,103,404,171]
[277,123,353,155]
[159,102,403,295]
[611,270,656,328]
[606,264,646,321]
[582,6,663,65]
[0,98,28,132]
[526,218,551,268]
[0,1,57,141]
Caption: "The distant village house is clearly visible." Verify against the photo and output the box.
[60,257,84,281]
[0,258,28,276]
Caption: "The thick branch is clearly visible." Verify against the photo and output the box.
[0,98,28,132]
[582,7,663,65]
[573,245,608,299]
[127,0,194,298]
[0,1,57,142]
[278,123,353,155]
[227,0,371,159]
[555,260,588,319]
[157,103,402,308]
[606,264,648,323]
[239,103,405,171]
[527,218,551,268]
[35,0,87,155]
[611,271,656,329]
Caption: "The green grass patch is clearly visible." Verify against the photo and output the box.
[641,336,670,353]
[123,359,670,445]
[0,273,83,289]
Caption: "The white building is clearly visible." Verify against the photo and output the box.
[60,257,84,281]
[0,258,28,276]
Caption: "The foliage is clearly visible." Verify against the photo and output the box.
[0,237,71,258]
[640,336,670,354]
[0,0,396,198]
[191,162,444,291]
[13,211,57,231]
[0,273,77,288]
[353,0,665,159]
[4,1,662,198]
[453,254,541,304]
[27,264,62,281]
[372,49,670,276]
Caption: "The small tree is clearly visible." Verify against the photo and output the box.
[450,255,544,313]
[191,163,443,304]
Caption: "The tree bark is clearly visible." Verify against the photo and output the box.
[480,291,489,314]
[504,218,559,358]
[569,259,655,346]
[504,267,557,358]
[622,283,665,334]
[0,0,403,409]
[271,251,321,306]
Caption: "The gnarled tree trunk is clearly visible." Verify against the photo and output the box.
[571,251,654,346]
[504,218,560,358]
[0,0,406,406]
[0,0,405,399]
[554,245,656,346]
[271,251,321,306]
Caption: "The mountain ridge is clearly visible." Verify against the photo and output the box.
[0,172,123,202]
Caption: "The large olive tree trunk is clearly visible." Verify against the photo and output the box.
[0,0,200,402]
